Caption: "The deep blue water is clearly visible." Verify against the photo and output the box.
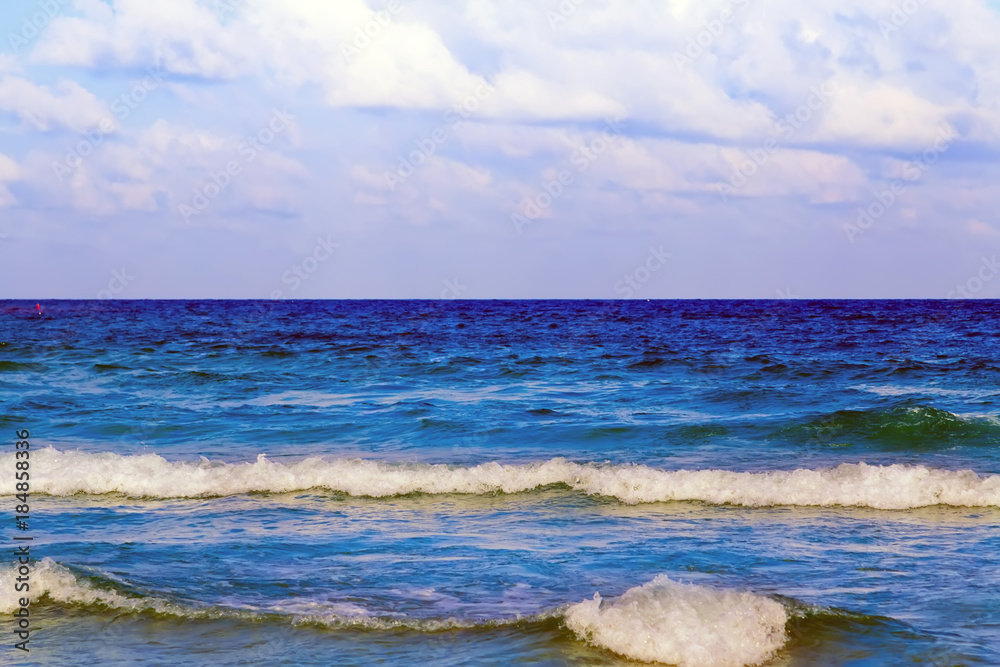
[1,300,999,666]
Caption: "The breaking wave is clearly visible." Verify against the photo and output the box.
[3,560,785,666]
[3,448,999,509]
[565,575,787,666]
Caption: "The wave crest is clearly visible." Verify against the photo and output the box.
[0,558,534,630]
[0,558,194,618]
[791,405,1000,444]
[3,448,999,509]
[4,560,787,666]
[565,576,787,667]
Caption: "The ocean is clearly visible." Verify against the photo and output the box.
[1,299,998,666]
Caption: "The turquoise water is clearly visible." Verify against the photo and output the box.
[1,300,999,665]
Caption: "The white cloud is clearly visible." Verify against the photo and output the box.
[32,0,256,78]
[0,54,22,74]
[966,218,995,236]
[0,75,110,132]
[0,152,21,207]
[14,116,306,218]
[6,0,1000,299]
[22,0,1000,149]
[815,79,962,149]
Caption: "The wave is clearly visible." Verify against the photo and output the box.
[0,558,218,621]
[0,360,45,372]
[2,560,784,666]
[0,558,521,631]
[2,448,999,509]
[789,405,1000,444]
[565,575,786,666]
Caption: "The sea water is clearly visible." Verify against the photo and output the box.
[1,300,998,666]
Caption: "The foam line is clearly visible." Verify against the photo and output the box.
[3,448,999,509]
[2,560,786,665]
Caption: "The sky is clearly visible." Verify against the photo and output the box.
[1,0,999,299]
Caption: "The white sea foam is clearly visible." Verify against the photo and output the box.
[0,559,436,629]
[0,558,546,631]
[2,559,787,666]
[564,576,787,667]
[0,558,194,617]
[3,448,1000,509]
[851,384,1000,399]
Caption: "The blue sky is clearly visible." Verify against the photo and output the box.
[1,0,999,298]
